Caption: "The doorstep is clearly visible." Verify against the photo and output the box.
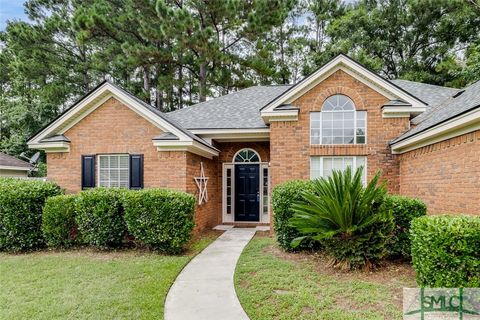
[213,224,270,232]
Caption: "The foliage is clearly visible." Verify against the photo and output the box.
[383,195,427,259]
[1,0,479,156]
[410,215,480,287]
[0,178,63,251]
[74,188,126,248]
[326,0,480,86]
[122,189,195,254]
[290,167,394,269]
[271,180,317,251]
[42,194,78,248]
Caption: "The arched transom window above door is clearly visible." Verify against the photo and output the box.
[310,94,367,145]
[233,148,261,163]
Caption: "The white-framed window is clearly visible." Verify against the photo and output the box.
[310,156,367,184]
[310,94,367,145]
[233,148,261,163]
[261,165,269,216]
[98,154,129,188]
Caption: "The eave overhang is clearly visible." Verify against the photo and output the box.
[391,107,480,154]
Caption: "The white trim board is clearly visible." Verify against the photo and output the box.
[0,165,31,171]
[191,128,270,142]
[27,82,218,158]
[260,54,427,122]
[391,107,480,154]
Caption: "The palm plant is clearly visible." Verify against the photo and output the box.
[290,166,393,269]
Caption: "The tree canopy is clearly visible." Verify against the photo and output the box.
[1,0,479,155]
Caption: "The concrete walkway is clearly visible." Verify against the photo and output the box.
[165,228,256,320]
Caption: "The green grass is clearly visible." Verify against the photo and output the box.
[235,236,416,320]
[0,234,218,320]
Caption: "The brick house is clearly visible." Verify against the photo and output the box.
[28,54,480,231]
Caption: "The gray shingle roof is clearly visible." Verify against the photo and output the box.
[152,132,179,140]
[392,80,480,144]
[167,85,292,129]
[40,134,70,143]
[0,152,32,169]
[391,79,461,108]
[110,81,217,150]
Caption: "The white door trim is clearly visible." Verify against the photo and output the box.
[222,162,269,223]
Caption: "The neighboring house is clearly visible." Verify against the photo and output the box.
[27,54,480,231]
[0,152,32,178]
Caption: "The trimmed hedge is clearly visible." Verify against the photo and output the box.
[384,195,427,259]
[42,194,78,248]
[0,178,63,251]
[411,215,480,287]
[75,188,126,248]
[272,180,316,251]
[123,189,195,254]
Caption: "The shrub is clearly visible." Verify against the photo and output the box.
[272,180,316,251]
[0,178,63,251]
[123,189,195,254]
[42,194,78,248]
[75,188,126,248]
[410,215,480,287]
[383,195,427,259]
[290,167,394,269]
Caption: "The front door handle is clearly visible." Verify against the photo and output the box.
[257,192,260,202]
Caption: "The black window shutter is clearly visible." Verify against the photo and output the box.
[81,155,95,189]
[129,154,144,189]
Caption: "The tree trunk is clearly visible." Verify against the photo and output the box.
[178,64,183,109]
[199,62,207,102]
[143,65,151,104]
[155,88,163,111]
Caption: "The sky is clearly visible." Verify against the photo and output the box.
[0,0,27,31]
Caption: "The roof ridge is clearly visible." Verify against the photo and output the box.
[392,79,462,91]
[168,85,291,115]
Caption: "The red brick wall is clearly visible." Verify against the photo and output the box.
[186,153,220,231]
[270,70,410,192]
[399,130,480,215]
[47,97,191,193]
[46,97,221,232]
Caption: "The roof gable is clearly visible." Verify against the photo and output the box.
[28,81,218,158]
[260,54,428,119]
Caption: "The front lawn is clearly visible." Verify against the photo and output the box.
[0,233,219,320]
[235,235,416,320]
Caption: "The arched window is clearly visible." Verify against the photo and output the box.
[233,148,261,163]
[310,94,366,145]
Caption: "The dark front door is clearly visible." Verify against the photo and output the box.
[235,164,260,221]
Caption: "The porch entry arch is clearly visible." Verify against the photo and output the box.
[222,148,269,223]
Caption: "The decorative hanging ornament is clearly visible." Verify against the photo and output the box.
[194,162,209,204]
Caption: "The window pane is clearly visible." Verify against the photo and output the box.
[344,112,354,119]
[322,112,332,121]
[357,111,367,120]
[345,136,354,144]
[321,137,331,144]
[332,112,343,120]
[356,136,365,144]
[98,154,129,189]
[311,112,321,121]
[311,157,321,179]
[333,136,343,144]
[311,156,367,185]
